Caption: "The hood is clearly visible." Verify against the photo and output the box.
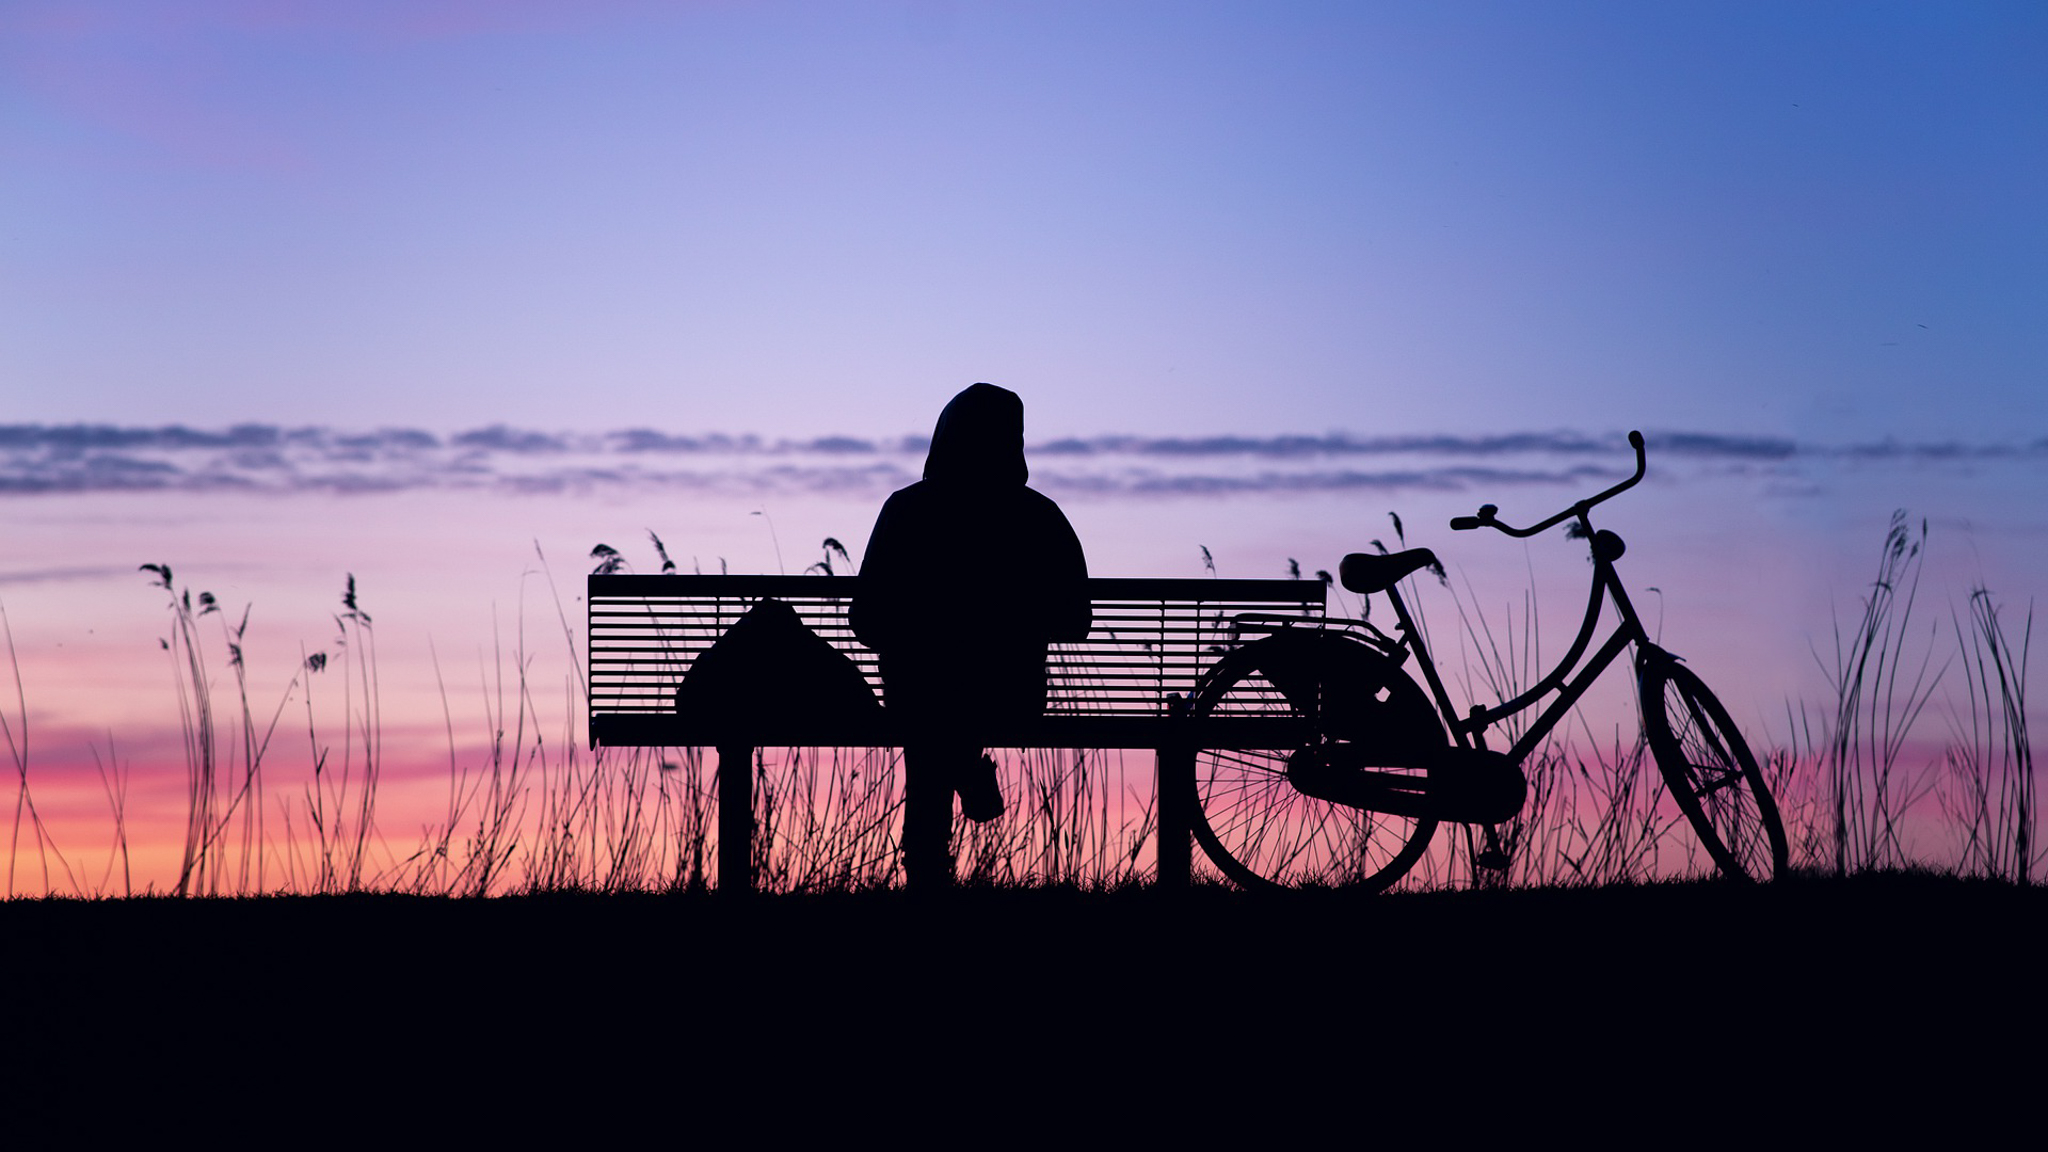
[922,382,1027,486]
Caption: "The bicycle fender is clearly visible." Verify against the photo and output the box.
[1221,629,1446,757]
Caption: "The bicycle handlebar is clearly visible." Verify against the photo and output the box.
[1450,431,1646,537]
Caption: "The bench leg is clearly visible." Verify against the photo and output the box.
[1156,695,1192,890]
[1156,746,1193,889]
[717,744,754,894]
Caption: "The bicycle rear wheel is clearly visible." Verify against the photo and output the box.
[1639,656,1788,882]
[1189,631,1443,891]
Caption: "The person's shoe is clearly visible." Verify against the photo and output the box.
[957,754,1005,823]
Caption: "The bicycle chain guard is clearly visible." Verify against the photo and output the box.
[1287,742,1526,825]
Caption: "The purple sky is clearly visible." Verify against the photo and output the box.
[5,1,2044,442]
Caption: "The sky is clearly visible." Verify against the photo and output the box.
[2,1,2043,892]
[5,0,2044,442]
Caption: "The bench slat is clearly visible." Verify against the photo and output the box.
[588,573,1329,747]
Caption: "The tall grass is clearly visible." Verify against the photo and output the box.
[1816,513,1946,875]
[1940,588,2035,883]
[141,564,305,895]
[753,746,903,890]
[3,599,78,896]
[954,747,1155,889]
[1769,510,2038,884]
[1504,734,1675,887]
[0,511,2037,898]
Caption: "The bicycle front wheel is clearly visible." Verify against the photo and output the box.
[1639,656,1788,882]
[1190,631,1443,892]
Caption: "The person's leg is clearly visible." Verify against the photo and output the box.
[901,742,959,890]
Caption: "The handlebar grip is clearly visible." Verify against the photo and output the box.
[1628,430,1644,450]
[1451,504,1498,531]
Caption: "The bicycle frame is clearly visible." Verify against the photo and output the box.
[1380,530,1655,766]
[1372,431,1660,770]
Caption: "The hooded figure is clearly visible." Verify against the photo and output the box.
[854,384,1089,885]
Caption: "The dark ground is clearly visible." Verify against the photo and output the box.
[6,872,2040,1136]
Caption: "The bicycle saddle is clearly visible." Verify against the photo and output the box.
[1338,548,1440,595]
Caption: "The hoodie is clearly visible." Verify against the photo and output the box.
[852,384,1089,722]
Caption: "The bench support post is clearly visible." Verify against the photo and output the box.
[1155,694,1192,889]
[717,744,754,894]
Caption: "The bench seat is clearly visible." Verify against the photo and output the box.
[586,572,1329,888]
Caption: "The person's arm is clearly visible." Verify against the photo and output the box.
[1044,502,1091,643]
[850,495,905,654]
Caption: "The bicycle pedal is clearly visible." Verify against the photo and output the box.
[1475,848,1512,872]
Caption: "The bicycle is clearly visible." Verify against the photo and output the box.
[1187,431,1790,891]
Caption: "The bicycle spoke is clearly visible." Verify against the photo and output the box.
[1191,641,1443,890]
[1690,763,1744,797]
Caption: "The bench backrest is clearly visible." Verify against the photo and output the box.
[587,574,1326,746]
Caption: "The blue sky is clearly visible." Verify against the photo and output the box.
[5,1,2044,442]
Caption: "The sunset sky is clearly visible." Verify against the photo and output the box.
[3,2,2043,891]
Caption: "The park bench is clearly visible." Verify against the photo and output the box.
[587,573,1326,891]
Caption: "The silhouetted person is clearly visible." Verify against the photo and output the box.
[853,383,1090,889]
